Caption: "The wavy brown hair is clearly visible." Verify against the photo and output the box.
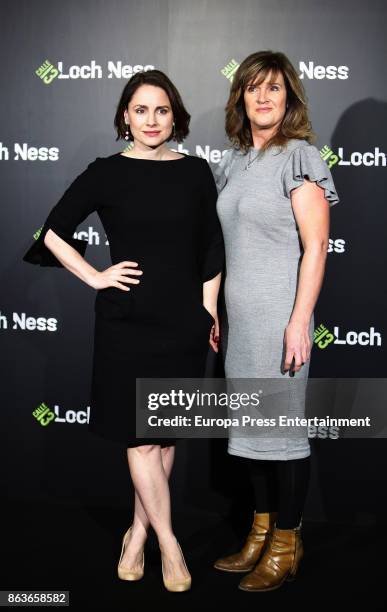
[225,50,315,153]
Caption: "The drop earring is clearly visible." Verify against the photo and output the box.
[172,121,176,140]
[124,123,130,141]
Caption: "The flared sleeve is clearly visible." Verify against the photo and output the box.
[199,158,225,282]
[282,144,340,206]
[23,157,103,267]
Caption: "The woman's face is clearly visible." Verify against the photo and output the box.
[124,84,174,147]
[243,69,287,136]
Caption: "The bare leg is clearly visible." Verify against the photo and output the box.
[124,444,190,582]
[119,445,175,571]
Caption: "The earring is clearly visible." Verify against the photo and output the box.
[124,123,130,140]
[172,121,176,140]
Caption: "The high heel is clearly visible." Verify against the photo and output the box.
[117,526,144,581]
[161,541,192,592]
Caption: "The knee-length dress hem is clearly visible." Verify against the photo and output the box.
[227,445,311,461]
[23,152,224,447]
[214,139,339,461]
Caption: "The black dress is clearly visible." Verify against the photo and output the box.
[23,152,224,447]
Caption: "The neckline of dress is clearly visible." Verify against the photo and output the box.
[117,152,188,162]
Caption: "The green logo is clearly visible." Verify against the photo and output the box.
[221,59,240,82]
[320,145,340,168]
[35,60,59,84]
[33,226,43,240]
[122,142,134,154]
[32,402,56,426]
[314,324,336,349]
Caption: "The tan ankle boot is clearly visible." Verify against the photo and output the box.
[238,523,303,591]
[214,511,277,573]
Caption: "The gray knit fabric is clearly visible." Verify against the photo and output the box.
[214,139,339,460]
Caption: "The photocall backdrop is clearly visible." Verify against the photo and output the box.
[2,0,386,525]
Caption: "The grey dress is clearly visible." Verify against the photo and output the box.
[214,139,339,461]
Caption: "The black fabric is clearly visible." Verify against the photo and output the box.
[23,153,225,447]
[248,456,311,529]
[23,159,103,266]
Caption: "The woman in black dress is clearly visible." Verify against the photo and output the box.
[23,70,224,592]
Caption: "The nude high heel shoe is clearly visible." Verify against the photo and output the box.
[161,541,192,592]
[117,526,145,581]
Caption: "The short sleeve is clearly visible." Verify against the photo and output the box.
[282,144,340,206]
[212,148,236,194]
[199,158,225,282]
[22,158,103,267]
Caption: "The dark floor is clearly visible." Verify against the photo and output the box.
[2,502,386,610]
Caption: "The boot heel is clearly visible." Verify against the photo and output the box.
[286,558,301,582]
[238,526,303,592]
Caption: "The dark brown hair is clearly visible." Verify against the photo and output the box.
[114,69,190,142]
[225,50,315,152]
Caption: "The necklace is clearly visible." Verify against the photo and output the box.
[244,147,262,171]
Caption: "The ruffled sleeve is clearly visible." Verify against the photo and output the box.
[212,148,236,194]
[23,158,102,267]
[199,158,225,282]
[282,144,339,206]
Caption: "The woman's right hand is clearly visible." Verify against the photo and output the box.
[87,261,143,291]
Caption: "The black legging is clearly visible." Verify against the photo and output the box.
[247,456,311,529]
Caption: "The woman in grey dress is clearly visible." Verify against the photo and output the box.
[213,51,339,591]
